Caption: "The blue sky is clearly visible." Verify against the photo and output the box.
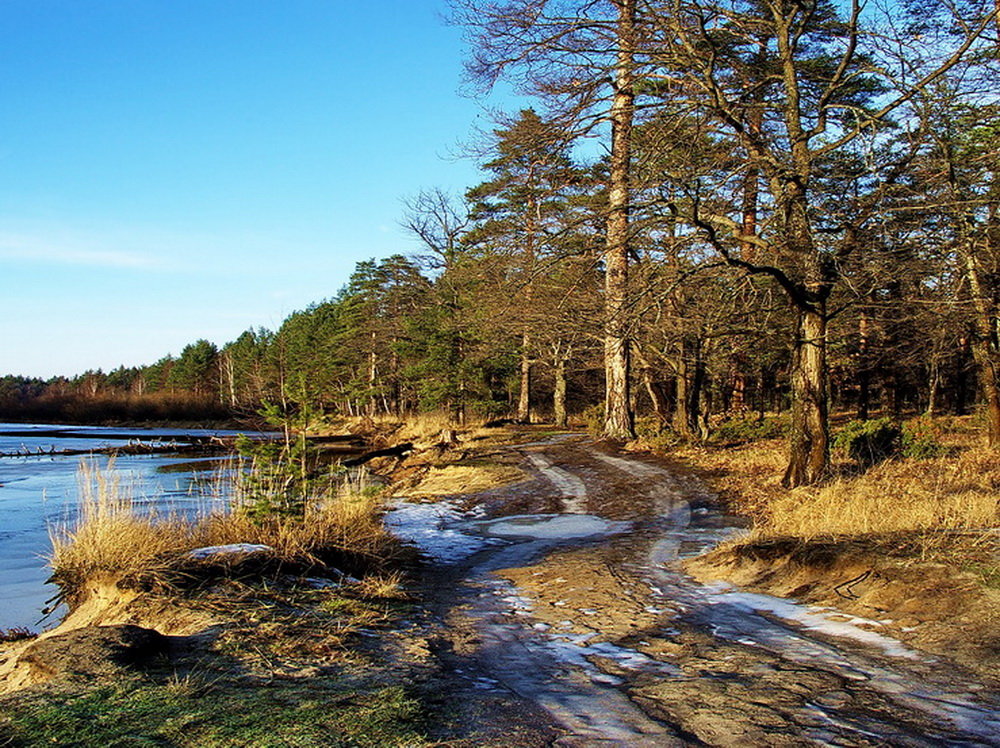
[1,1,515,378]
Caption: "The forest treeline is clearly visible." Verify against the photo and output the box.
[3,0,998,486]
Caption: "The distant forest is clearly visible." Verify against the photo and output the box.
[3,0,998,487]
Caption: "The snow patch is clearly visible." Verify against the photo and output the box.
[187,543,272,559]
[479,513,631,540]
[384,499,504,564]
[703,583,920,660]
[524,453,588,513]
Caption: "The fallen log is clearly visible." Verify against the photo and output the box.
[341,442,414,467]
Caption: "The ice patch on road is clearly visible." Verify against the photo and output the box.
[384,499,504,564]
[702,582,919,660]
[590,451,669,479]
[475,578,683,744]
[524,453,588,513]
[479,513,631,540]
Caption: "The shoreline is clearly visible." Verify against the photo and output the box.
[2,423,997,744]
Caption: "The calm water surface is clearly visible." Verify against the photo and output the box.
[0,423,262,632]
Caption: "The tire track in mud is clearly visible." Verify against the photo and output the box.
[395,436,1000,746]
[441,442,688,745]
[585,447,1000,745]
[523,452,589,514]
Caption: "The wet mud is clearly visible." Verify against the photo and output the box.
[386,435,1000,746]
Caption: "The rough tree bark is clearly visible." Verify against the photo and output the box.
[553,351,569,428]
[517,331,533,424]
[783,302,830,487]
[603,0,637,440]
[673,348,693,439]
[856,309,871,420]
[637,348,673,425]
[964,247,1000,446]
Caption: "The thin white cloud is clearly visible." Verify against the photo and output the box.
[0,221,360,279]
[0,234,163,270]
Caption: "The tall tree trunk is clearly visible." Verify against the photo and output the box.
[636,347,671,424]
[964,247,1000,446]
[602,0,636,440]
[925,358,940,416]
[517,331,533,423]
[689,338,706,437]
[729,358,748,415]
[955,335,971,415]
[883,370,901,418]
[673,340,697,440]
[726,105,760,419]
[642,368,672,425]
[368,333,378,418]
[757,366,768,422]
[856,309,871,420]
[390,345,401,416]
[518,203,537,425]
[222,352,237,408]
[783,304,830,487]
[553,352,568,428]
[697,350,713,441]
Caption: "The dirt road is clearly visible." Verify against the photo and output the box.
[386,435,1000,746]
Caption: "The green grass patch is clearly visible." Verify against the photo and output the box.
[964,562,1000,590]
[1,678,428,747]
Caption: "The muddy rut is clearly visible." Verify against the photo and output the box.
[386,435,1000,746]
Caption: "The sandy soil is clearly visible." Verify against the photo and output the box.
[685,536,1000,687]
[386,431,1000,745]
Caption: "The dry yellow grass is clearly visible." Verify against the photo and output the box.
[354,571,410,600]
[397,462,525,498]
[49,460,392,600]
[390,411,463,441]
[350,411,510,445]
[676,430,1000,540]
[768,448,999,538]
[48,462,200,586]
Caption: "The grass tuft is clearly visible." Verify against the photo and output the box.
[674,418,1000,541]
[0,627,35,644]
[49,459,394,606]
[355,571,410,601]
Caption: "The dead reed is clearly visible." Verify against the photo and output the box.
[49,458,392,601]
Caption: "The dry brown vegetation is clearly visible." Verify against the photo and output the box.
[49,460,394,605]
[397,462,525,499]
[349,411,506,446]
[667,416,999,543]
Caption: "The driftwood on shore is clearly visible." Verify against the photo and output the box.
[0,430,253,459]
[341,442,414,467]
[0,442,234,458]
[0,428,390,461]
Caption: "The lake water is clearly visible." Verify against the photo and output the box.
[0,423,264,632]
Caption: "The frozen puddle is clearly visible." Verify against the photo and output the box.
[703,583,919,660]
[479,513,631,540]
[384,499,505,564]
[385,502,632,563]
